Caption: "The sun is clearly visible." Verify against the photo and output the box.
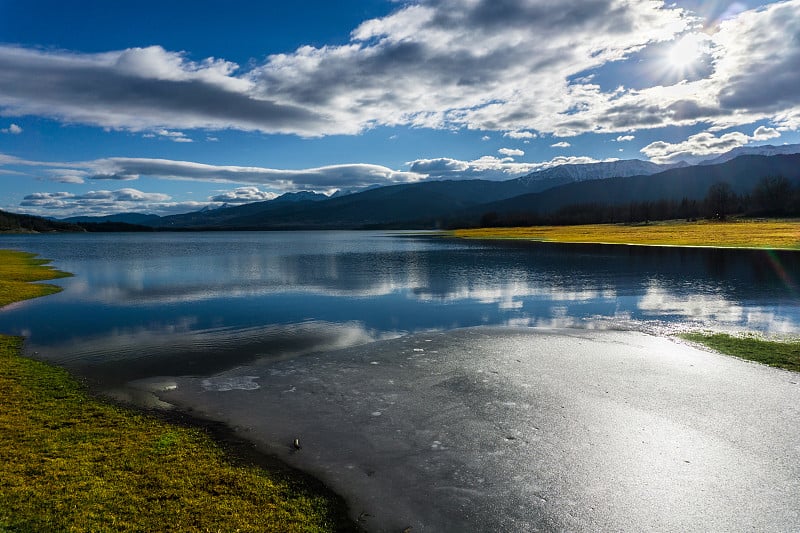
[666,33,708,71]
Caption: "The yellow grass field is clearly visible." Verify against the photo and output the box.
[452,220,800,250]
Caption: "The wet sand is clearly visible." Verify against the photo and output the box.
[134,327,800,532]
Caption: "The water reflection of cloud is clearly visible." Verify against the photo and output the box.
[412,284,618,307]
[638,282,799,333]
[27,320,390,382]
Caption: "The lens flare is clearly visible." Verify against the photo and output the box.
[763,249,798,296]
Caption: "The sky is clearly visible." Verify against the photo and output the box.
[1,0,799,218]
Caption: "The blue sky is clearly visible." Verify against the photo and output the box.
[1,0,799,217]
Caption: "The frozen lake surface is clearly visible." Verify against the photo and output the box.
[141,327,800,532]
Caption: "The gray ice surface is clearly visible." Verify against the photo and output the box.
[137,328,800,532]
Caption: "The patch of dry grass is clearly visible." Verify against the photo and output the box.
[453,220,800,250]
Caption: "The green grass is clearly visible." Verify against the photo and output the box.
[0,250,356,532]
[0,250,72,308]
[452,219,800,250]
[681,332,800,372]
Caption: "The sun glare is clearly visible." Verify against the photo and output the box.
[667,33,707,70]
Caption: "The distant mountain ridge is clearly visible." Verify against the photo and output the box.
[149,153,800,230]
[697,143,800,166]
[514,159,676,186]
[62,213,163,225]
[469,153,800,220]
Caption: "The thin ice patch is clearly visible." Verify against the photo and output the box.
[201,376,260,392]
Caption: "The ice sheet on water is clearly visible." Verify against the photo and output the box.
[201,375,260,392]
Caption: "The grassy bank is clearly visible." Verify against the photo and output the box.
[0,250,72,307]
[681,333,800,373]
[0,250,355,532]
[452,219,800,250]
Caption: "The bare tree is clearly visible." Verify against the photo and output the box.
[705,182,737,220]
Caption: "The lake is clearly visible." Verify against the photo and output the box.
[0,231,797,388]
[2,231,799,531]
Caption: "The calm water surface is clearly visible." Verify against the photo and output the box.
[0,231,797,387]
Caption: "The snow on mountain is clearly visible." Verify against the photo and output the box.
[698,144,800,166]
[513,159,674,186]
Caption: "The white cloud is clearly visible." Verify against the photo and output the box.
[1,123,22,134]
[0,152,426,192]
[752,125,780,141]
[0,0,800,142]
[210,186,279,204]
[0,45,328,136]
[406,153,616,181]
[550,141,571,148]
[145,129,193,142]
[47,169,87,184]
[20,188,171,214]
[615,135,635,142]
[504,131,536,139]
[0,0,800,162]
[641,125,783,164]
[406,155,538,180]
[87,158,425,189]
[481,135,491,141]
[1,2,799,139]
[498,147,524,157]
[575,1,800,135]
[0,2,697,137]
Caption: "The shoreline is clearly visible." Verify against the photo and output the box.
[0,250,360,532]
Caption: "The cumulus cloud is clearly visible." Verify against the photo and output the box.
[1,1,799,139]
[576,1,800,134]
[0,1,699,137]
[143,129,193,142]
[711,2,800,114]
[550,141,571,148]
[210,186,279,204]
[615,135,635,142]
[640,125,782,164]
[752,125,780,141]
[503,131,536,139]
[20,188,170,213]
[406,153,615,181]
[406,156,540,180]
[498,147,524,157]
[1,123,22,134]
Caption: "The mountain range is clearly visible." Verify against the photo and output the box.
[152,151,800,230]
[11,143,798,231]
